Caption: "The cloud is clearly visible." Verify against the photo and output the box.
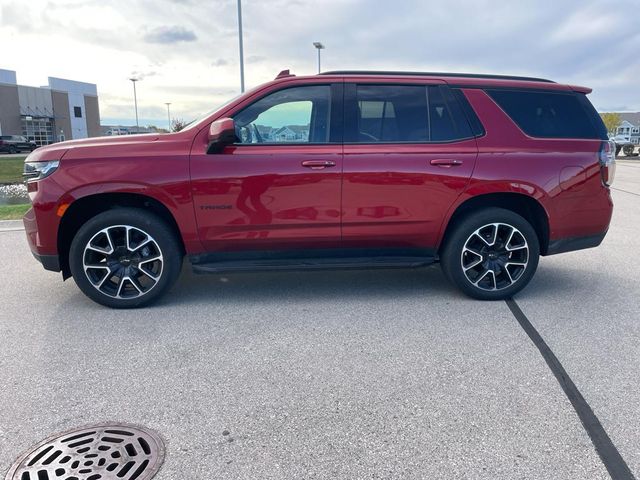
[129,70,158,81]
[143,25,197,44]
[246,55,266,64]
[3,0,640,125]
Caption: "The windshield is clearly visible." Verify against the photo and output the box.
[180,93,244,132]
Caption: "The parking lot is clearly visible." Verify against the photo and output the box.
[0,160,638,479]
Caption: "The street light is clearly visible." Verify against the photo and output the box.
[129,77,140,132]
[237,0,245,92]
[313,42,325,74]
[165,102,172,131]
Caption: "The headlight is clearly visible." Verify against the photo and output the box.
[23,160,59,182]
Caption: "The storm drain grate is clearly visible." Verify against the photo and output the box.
[4,423,165,480]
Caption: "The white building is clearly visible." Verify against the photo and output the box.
[615,113,640,145]
[0,68,100,146]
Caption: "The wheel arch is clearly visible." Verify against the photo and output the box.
[57,192,185,278]
[438,192,550,256]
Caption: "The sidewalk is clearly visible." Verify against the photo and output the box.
[0,220,24,231]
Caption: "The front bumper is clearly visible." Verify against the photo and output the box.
[23,206,62,272]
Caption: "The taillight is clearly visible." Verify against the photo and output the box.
[599,141,616,187]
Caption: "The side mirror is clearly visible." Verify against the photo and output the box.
[207,117,237,153]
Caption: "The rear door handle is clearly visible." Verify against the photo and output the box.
[301,160,336,170]
[430,159,463,167]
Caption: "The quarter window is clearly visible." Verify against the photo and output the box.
[233,85,331,144]
[488,90,604,139]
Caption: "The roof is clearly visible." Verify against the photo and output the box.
[275,125,308,135]
[618,113,640,126]
[320,70,555,83]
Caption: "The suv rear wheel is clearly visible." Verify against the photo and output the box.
[69,208,183,308]
[441,208,540,300]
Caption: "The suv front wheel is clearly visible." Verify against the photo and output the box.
[69,208,183,308]
[440,208,540,300]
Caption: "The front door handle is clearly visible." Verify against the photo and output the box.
[430,158,463,167]
[301,160,336,170]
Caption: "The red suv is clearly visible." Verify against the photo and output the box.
[22,70,615,308]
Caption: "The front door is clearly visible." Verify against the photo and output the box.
[190,83,343,252]
[341,83,479,249]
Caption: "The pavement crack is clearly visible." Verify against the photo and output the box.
[505,298,636,480]
[611,187,640,198]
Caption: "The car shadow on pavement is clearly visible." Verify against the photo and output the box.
[163,263,462,308]
[513,263,604,300]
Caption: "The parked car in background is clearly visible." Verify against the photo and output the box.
[0,135,37,153]
[610,134,638,156]
[21,70,615,308]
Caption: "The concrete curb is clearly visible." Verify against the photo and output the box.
[0,220,24,231]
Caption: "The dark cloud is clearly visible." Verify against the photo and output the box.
[143,25,197,44]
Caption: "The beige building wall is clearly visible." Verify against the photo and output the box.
[0,83,22,136]
[51,90,72,142]
[84,95,101,138]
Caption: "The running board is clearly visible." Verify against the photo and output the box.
[191,255,435,274]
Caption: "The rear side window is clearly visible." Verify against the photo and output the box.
[451,89,485,137]
[487,89,605,139]
[429,86,473,141]
[349,84,474,143]
[356,85,428,142]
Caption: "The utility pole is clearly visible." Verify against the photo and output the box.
[129,78,140,132]
[237,0,245,92]
[165,102,172,131]
[313,42,325,74]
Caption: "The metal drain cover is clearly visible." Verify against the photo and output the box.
[5,423,164,480]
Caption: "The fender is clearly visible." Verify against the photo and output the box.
[58,181,203,253]
[434,179,553,249]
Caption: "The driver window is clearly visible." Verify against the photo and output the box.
[233,85,331,144]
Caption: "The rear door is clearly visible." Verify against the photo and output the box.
[17,136,30,150]
[341,82,479,249]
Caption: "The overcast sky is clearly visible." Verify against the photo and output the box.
[1,0,638,128]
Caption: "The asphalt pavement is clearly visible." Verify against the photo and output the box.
[0,162,638,479]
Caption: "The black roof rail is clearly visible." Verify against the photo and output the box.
[319,70,555,83]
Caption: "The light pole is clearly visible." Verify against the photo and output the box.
[129,77,140,132]
[165,102,172,131]
[237,0,245,92]
[313,42,325,74]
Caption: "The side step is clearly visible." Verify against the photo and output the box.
[191,255,435,274]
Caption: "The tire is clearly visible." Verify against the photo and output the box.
[440,208,540,300]
[622,144,635,156]
[69,208,183,308]
[8,145,17,154]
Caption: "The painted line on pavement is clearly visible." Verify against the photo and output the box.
[506,299,635,480]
